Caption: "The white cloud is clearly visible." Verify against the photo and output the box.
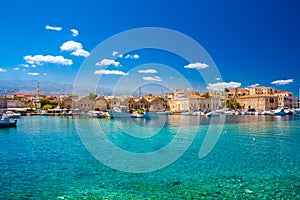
[118,54,123,58]
[215,77,221,81]
[138,69,157,74]
[248,83,260,88]
[20,64,29,68]
[45,25,62,31]
[70,29,78,37]
[60,40,89,57]
[96,59,120,67]
[13,67,20,71]
[24,55,73,65]
[27,72,39,76]
[271,79,293,86]
[0,68,7,72]
[184,62,209,69]
[112,51,118,56]
[206,81,241,91]
[31,64,36,68]
[133,54,139,59]
[94,69,128,76]
[43,73,47,76]
[60,40,82,51]
[124,54,139,59]
[143,76,162,82]
[71,49,90,57]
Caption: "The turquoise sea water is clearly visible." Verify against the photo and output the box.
[0,115,299,199]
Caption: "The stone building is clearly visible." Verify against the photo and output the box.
[249,86,275,95]
[60,96,75,109]
[75,96,94,112]
[237,94,278,111]
[275,91,293,108]
[168,95,221,112]
[94,97,109,111]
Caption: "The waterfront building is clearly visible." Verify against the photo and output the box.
[94,96,109,111]
[110,96,133,110]
[168,95,221,112]
[7,99,25,108]
[275,91,293,108]
[249,86,275,95]
[148,97,165,111]
[237,94,278,111]
[60,96,76,109]
[226,88,250,98]
[173,88,200,99]
[75,96,94,112]
[292,97,300,108]
[0,96,7,108]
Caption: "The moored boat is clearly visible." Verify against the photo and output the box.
[294,109,300,115]
[107,106,131,118]
[6,111,21,118]
[284,109,293,115]
[0,116,17,128]
[87,111,106,118]
[273,108,286,116]
[206,111,221,117]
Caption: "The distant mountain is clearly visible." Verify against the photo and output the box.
[0,79,113,96]
[0,79,73,95]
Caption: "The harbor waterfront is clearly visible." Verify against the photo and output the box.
[0,115,299,199]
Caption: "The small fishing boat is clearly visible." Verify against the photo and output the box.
[0,116,17,128]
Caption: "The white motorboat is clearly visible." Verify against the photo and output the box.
[262,111,274,115]
[284,109,293,115]
[206,111,221,117]
[6,111,21,118]
[107,106,131,118]
[87,111,106,118]
[273,108,286,116]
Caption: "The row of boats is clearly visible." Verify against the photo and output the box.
[180,108,300,117]
[1,107,299,128]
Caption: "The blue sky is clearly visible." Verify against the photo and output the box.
[0,0,299,95]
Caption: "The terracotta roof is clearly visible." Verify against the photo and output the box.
[275,91,293,94]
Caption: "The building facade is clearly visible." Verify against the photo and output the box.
[173,88,200,99]
[94,97,109,111]
[249,86,275,95]
[292,97,300,108]
[237,95,278,111]
[275,91,293,108]
[0,96,7,108]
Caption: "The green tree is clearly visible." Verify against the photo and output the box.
[201,92,210,98]
[88,92,97,101]
[42,104,53,110]
[40,98,50,107]
[226,98,241,110]
[224,88,230,92]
